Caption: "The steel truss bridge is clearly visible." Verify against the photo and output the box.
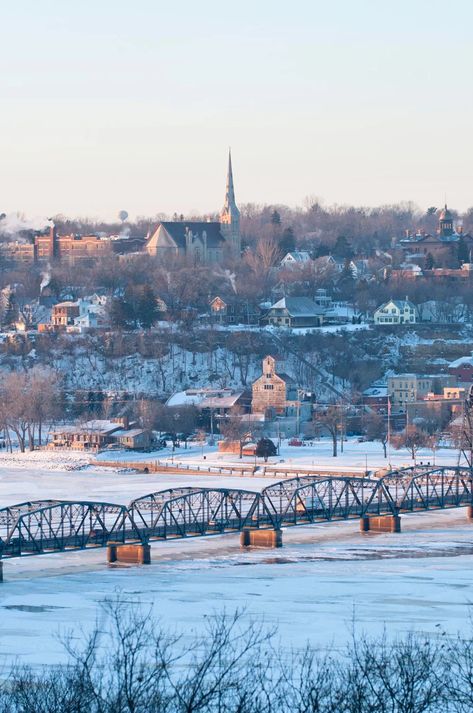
[1,465,472,559]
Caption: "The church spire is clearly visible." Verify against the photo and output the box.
[220,149,241,258]
[225,149,236,208]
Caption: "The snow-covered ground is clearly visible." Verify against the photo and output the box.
[93,436,462,474]
[0,436,462,507]
[0,440,470,668]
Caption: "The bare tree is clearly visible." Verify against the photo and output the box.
[364,411,388,458]
[313,406,341,457]
[391,425,434,461]
[220,406,255,458]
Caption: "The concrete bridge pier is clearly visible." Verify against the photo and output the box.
[107,541,151,565]
[360,515,401,533]
[466,505,473,521]
[240,528,283,548]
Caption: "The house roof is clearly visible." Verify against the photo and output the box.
[269,297,325,317]
[166,391,203,407]
[81,420,121,434]
[281,251,311,263]
[275,372,295,383]
[166,388,240,408]
[113,429,148,438]
[449,356,473,369]
[199,391,245,409]
[376,299,416,312]
[148,222,225,250]
[401,231,473,245]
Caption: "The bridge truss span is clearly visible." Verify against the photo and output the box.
[0,466,472,559]
[262,476,397,527]
[380,466,473,512]
[129,487,270,541]
[0,501,132,558]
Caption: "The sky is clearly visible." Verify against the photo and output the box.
[1,0,473,220]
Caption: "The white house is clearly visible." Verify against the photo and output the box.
[374,299,417,325]
[72,296,110,332]
[280,251,312,268]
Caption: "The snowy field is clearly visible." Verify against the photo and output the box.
[0,440,471,667]
[93,436,463,474]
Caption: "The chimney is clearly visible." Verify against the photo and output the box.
[49,225,58,260]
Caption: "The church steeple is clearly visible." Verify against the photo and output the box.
[220,149,241,258]
[225,149,237,209]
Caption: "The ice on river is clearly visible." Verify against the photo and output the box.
[0,508,473,667]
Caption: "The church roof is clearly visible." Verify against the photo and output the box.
[151,222,225,250]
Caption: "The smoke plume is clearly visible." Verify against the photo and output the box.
[0,213,53,239]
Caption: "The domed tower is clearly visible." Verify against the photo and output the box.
[220,150,241,258]
[438,204,454,237]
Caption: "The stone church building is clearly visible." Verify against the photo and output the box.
[145,152,241,264]
[251,356,296,416]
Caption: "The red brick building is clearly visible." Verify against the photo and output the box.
[448,354,473,384]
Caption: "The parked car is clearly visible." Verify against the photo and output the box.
[288,438,303,446]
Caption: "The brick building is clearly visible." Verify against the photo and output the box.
[2,226,145,266]
[388,373,455,413]
[448,353,473,384]
[251,356,296,415]
[400,205,473,264]
[51,301,80,327]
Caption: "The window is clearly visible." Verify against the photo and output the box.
[264,384,274,390]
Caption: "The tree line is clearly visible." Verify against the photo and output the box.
[0,368,62,451]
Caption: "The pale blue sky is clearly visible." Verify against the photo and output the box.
[1,0,472,219]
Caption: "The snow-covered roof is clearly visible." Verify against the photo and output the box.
[199,391,245,409]
[375,299,416,312]
[113,429,147,438]
[166,391,203,407]
[281,251,311,264]
[81,420,121,434]
[166,388,241,408]
[449,356,473,369]
[399,263,423,273]
[269,297,325,317]
[363,386,388,397]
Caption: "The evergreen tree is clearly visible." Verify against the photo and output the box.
[458,235,469,265]
[424,252,435,270]
[279,227,296,255]
[255,437,277,462]
[109,297,134,328]
[270,209,281,226]
[315,242,330,257]
[137,285,159,328]
[334,235,353,259]
[337,258,356,299]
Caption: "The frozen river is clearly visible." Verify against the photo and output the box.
[1,508,473,666]
[0,449,472,667]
